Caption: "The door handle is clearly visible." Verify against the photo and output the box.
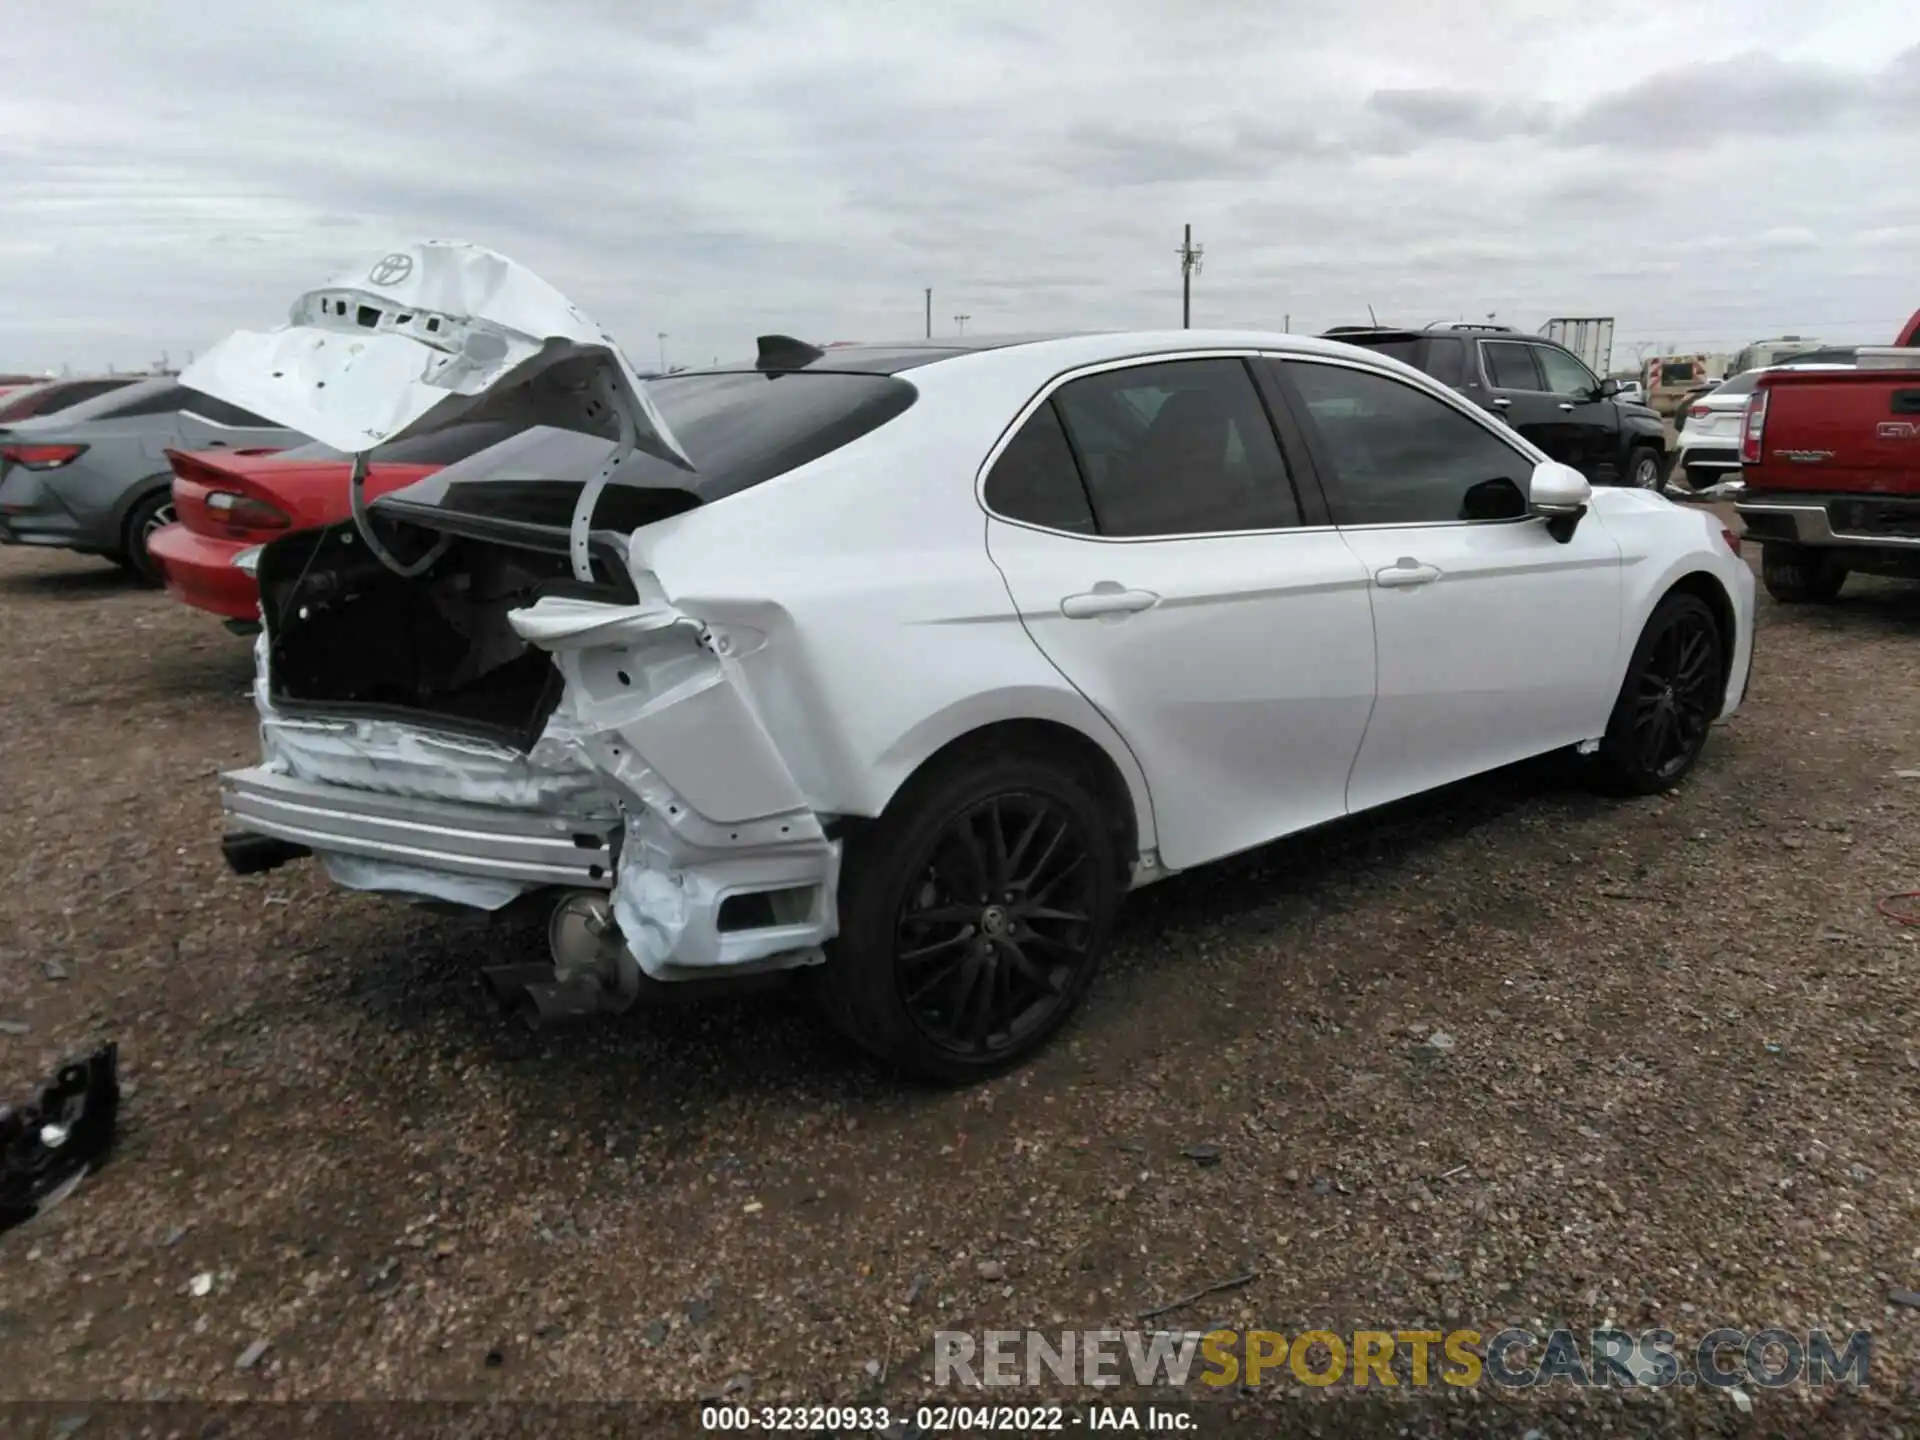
[1060,583,1160,620]
[1374,558,1441,589]
[1491,397,1511,409]
[1557,402,1575,412]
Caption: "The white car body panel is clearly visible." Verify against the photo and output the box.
[1338,512,1624,813]
[987,515,1375,869]
[191,249,1756,988]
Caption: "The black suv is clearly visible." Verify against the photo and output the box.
[1321,323,1669,489]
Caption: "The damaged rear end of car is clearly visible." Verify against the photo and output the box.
[200,244,888,1022]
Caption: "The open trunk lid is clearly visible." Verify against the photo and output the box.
[182,242,694,579]
[182,242,691,463]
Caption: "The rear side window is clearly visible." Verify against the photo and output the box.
[1423,338,1466,388]
[983,403,1096,534]
[1049,358,1300,537]
[1483,342,1543,391]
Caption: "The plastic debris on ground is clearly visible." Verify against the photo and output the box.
[0,1043,120,1234]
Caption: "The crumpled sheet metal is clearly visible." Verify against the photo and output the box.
[180,239,690,466]
[249,634,614,816]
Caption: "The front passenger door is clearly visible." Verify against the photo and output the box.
[1273,358,1624,814]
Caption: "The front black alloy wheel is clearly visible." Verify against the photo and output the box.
[1587,591,1725,795]
[819,752,1119,1081]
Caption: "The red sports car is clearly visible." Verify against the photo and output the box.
[149,421,518,628]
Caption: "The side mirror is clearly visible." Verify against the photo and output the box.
[1529,460,1591,543]
[1597,377,1624,398]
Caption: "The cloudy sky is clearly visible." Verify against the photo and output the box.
[4,0,1917,374]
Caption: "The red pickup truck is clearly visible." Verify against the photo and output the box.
[1735,309,1920,601]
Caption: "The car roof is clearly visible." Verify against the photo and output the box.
[673,333,1092,377]
[681,329,1461,379]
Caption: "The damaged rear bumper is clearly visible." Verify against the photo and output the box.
[221,765,615,894]
[221,595,842,982]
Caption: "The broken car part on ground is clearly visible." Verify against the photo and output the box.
[0,1043,119,1234]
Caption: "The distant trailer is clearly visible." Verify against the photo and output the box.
[1541,317,1615,376]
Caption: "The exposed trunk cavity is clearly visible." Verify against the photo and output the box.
[256,520,632,749]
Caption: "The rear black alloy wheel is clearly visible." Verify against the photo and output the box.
[1587,591,1725,795]
[895,793,1099,1062]
[819,753,1119,1082]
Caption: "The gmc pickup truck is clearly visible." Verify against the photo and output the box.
[1734,309,1920,602]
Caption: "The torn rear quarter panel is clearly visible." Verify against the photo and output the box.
[509,594,839,976]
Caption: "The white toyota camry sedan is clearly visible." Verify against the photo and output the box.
[192,243,1755,1080]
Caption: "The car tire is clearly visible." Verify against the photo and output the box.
[817,749,1121,1083]
[1760,543,1847,603]
[1627,445,1664,490]
[1586,591,1726,797]
[119,490,177,585]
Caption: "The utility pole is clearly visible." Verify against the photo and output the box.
[924,288,932,340]
[954,313,970,337]
[1177,223,1204,329]
[657,332,668,371]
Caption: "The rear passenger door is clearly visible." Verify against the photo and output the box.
[983,355,1377,869]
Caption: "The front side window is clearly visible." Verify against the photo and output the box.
[1284,361,1535,526]
[1533,346,1598,397]
[1483,342,1543,392]
[1048,358,1299,537]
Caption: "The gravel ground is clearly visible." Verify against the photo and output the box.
[1,528,1918,1437]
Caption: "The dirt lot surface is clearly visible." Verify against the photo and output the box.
[1,528,1918,1437]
